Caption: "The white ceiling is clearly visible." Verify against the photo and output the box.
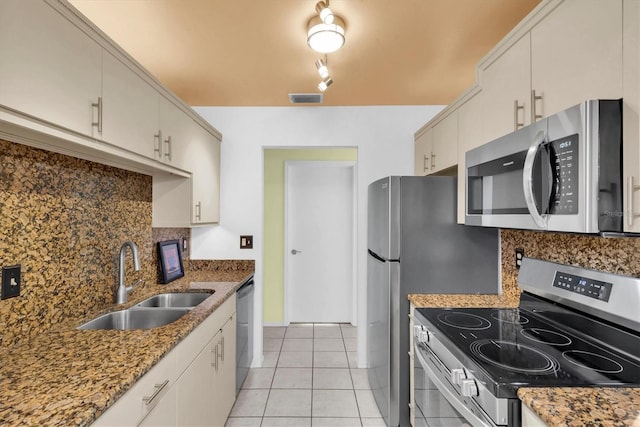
[69,0,541,107]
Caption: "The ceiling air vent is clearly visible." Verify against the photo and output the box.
[288,93,323,104]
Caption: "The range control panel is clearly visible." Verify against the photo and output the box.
[553,271,612,302]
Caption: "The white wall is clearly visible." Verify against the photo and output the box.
[191,105,443,368]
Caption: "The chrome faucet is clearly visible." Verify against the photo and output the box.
[116,241,141,304]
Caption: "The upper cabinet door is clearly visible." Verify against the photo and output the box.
[0,0,102,137]
[190,127,221,224]
[159,97,194,170]
[531,0,623,118]
[101,52,159,158]
[430,111,458,174]
[414,128,432,176]
[481,34,532,143]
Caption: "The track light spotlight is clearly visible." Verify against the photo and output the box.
[315,1,335,24]
[318,77,333,92]
[315,59,329,79]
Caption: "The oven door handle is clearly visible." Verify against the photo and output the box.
[523,130,548,229]
[414,344,495,427]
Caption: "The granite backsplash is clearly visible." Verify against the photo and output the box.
[0,140,249,349]
[500,229,640,298]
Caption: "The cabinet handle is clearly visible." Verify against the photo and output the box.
[627,176,640,227]
[164,135,172,161]
[91,97,103,133]
[211,344,218,371]
[514,100,525,130]
[431,152,436,169]
[154,130,162,157]
[219,335,225,362]
[142,380,169,406]
[531,90,543,122]
[423,155,429,173]
[195,202,202,221]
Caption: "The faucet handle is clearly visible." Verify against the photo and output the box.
[127,278,143,293]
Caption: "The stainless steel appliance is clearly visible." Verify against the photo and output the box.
[367,176,501,427]
[413,258,640,426]
[465,99,623,233]
[236,274,254,395]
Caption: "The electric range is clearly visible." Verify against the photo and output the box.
[412,257,640,426]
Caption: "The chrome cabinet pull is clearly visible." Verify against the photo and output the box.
[219,335,225,362]
[142,380,169,406]
[154,130,162,157]
[164,135,172,161]
[514,100,525,130]
[92,97,103,133]
[423,154,429,172]
[195,202,202,221]
[431,152,436,170]
[627,176,640,227]
[531,90,543,122]
[211,344,218,371]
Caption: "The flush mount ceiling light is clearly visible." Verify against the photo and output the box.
[307,1,345,54]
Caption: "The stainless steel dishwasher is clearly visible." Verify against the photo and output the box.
[236,274,254,395]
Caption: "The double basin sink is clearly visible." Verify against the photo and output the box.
[78,292,212,330]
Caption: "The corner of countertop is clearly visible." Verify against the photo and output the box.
[517,387,640,426]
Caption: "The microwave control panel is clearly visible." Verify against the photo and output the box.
[549,133,579,214]
[553,271,612,302]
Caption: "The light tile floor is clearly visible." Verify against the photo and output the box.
[226,323,384,427]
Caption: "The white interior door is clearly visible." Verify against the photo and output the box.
[286,161,354,323]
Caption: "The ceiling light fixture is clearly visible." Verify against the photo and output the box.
[315,58,329,79]
[318,77,333,92]
[307,1,345,54]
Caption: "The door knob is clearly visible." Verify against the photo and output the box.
[291,249,302,255]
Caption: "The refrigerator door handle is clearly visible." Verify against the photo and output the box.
[368,249,399,263]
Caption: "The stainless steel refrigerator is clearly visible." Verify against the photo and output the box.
[367,176,500,427]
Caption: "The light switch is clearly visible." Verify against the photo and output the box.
[240,235,253,249]
[2,265,21,299]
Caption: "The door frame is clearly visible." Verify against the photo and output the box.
[283,160,358,325]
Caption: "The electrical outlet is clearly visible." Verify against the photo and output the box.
[240,235,253,249]
[515,248,525,269]
[2,265,21,300]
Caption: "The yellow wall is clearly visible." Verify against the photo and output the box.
[263,148,358,323]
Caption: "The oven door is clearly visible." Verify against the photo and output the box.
[414,341,497,427]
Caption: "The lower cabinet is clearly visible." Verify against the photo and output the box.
[92,295,236,427]
[521,404,548,427]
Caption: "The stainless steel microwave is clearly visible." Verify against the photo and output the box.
[465,99,622,233]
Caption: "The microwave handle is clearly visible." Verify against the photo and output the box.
[523,130,547,229]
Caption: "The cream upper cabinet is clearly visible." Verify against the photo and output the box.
[191,127,221,224]
[0,0,102,138]
[414,128,432,176]
[457,90,484,224]
[481,34,531,143]
[158,97,194,170]
[623,0,640,233]
[530,0,623,119]
[101,51,159,159]
[430,111,458,174]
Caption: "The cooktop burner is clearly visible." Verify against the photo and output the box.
[436,311,491,330]
[416,303,640,397]
[469,339,559,374]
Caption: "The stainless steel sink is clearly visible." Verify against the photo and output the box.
[136,292,212,308]
[77,307,191,330]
